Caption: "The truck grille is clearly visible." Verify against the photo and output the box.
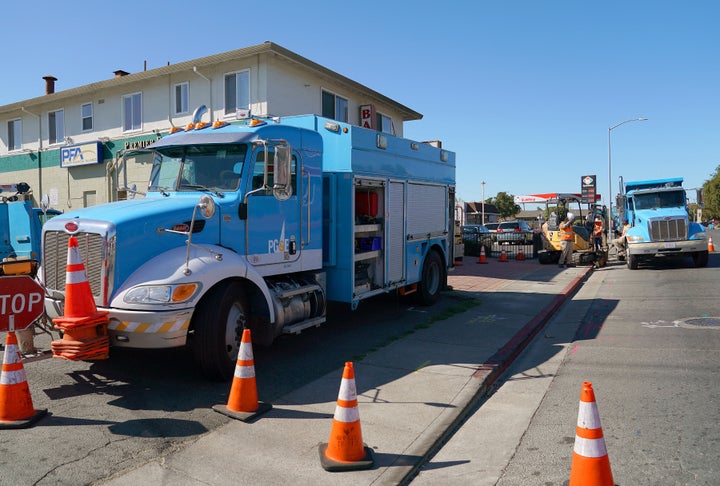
[43,231,106,298]
[649,218,686,242]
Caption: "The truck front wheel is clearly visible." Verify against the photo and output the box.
[627,253,638,270]
[415,250,446,306]
[190,282,248,381]
[693,250,709,268]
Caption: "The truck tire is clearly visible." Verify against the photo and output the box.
[415,250,446,306]
[693,250,709,268]
[190,281,248,381]
[627,253,638,270]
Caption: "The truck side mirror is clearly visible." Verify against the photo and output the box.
[273,143,293,201]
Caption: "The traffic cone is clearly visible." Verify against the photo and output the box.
[569,382,614,486]
[517,246,525,261]
[213,328,271,422]
[0,332,48,429]
[319,362,374,471]
[55,236,108,323]
[709,236,715,252]
[499,247,508,262]
[477,245,488,264]
[454,256,463,266]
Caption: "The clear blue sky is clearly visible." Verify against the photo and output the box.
[2,1,718,206]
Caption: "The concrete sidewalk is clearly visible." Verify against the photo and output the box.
[103,256,592,486]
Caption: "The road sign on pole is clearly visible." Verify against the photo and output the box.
[0,276,45,332]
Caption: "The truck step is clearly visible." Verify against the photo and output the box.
[282,316,326,335]
[274,284,323,300]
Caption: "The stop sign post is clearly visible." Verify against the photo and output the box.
[0,276,45,332]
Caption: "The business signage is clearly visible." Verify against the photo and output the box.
[60,141,103,168]
[360,104,376,130]
[581,175,597,203]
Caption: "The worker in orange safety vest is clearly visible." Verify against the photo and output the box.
[558,212,575,268]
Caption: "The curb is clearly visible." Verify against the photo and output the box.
[395,265,594,485]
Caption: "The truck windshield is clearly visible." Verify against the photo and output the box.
[633,190,686,210]
[148,144,247,193]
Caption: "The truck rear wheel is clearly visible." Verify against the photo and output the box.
[415,250,446,306]
[190,282,248,381]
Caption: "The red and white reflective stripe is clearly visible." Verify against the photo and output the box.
[1,367,28,385]
[577,401,602,429]
[337,377,357,402]
[333,404,360,423]
[573,436,607,458]
[235,361,255,378]
[66,248,89,285]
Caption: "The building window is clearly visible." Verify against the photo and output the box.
[48,109,64,145]
[123,93,142,132]
[81,103,93,131]
[376,113,393,134]
[174,82,189,114]
[7,119,22,151]
[224,71,249,115]
[322,90,348,122]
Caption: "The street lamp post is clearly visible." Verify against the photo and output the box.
[607,117,648,245]
[481,181,486,225]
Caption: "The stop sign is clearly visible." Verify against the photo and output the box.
[0,276,45,332]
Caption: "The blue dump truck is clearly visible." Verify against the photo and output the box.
[1,182,61,276]
[615,177,707,269]
[40,108,457,380]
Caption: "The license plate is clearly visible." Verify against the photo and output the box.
[662,242,676,249]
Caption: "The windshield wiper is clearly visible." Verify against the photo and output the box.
[178,183,224,198]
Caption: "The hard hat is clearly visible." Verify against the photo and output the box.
[622,217,629,223]
[567,212,575,221]
[594,216,601,222]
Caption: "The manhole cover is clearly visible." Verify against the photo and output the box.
[678,317,720,328]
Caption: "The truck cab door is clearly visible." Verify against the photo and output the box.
[244,147,302,267]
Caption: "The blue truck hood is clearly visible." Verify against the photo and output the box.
[47,194,229,289]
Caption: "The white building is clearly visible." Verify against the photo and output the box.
[0,41,423,211]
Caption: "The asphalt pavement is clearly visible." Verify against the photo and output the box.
[98,253,593,486]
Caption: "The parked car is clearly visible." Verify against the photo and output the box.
[461,224,493,256]
[495,220,533,244]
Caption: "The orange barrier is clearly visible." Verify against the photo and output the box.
[498,247,508,262]
[709,236,715,252]
[213,329,271,422]
[319,362,374,471]
[476,246,488,264]
[0,331,48,429]
[51,236,109,361]
[569,381,614,486]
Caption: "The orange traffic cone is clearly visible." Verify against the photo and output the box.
[708,236,715,252]
[517,246,525,261]
[569,382,614,486]
[319,362,374,471]
[477,245,488,264]
[51,236,110,361]
[213,328,271,422]
[0,332,48,429]
[499,247,508,262]
[454,256,463,266]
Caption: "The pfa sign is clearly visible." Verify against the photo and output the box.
[0,276,45,332]
[60,141,103,168]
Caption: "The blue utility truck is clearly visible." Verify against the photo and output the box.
[615,177,707,269]
[1,182,61,276]
[40,108,456,380]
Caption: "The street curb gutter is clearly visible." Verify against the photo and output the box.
[395,265,594,485]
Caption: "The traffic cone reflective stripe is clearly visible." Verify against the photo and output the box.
[569,381,613,486]
[213,328,271,422]
[320,362,374,471]
[0,332,47,428]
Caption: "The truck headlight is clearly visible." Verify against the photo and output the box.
[626,235,645,243]
[124,283,199,304]
[692,233,707,240]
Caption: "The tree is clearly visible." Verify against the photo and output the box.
[701,164,720,220]
[489,192,521,220]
